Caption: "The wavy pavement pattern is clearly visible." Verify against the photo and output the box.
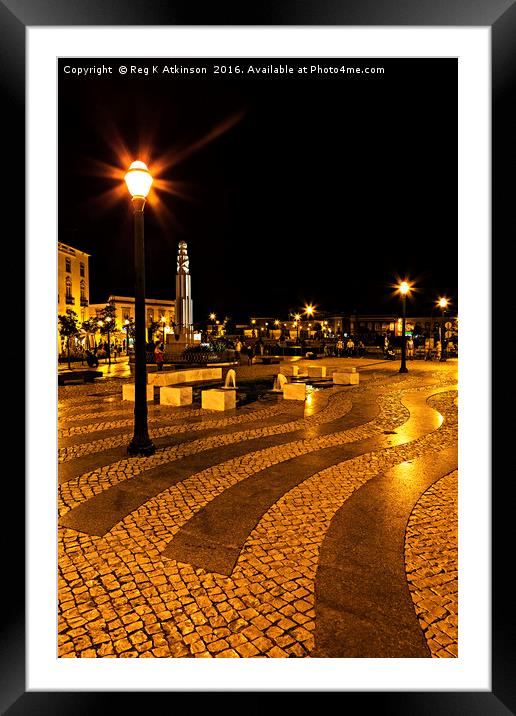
[58,383,457,658]
[58,391,352,517]
[404,470,458,657]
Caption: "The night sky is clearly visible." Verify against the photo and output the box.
[58,58,457,324]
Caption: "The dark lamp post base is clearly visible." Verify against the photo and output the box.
[399,365,409,373]
[127,440,156,457]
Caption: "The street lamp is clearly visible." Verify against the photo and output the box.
[160,315,167,344]
[125,160,155,456]
[209,312,216,335]
[438,297,449,361]
[105,316,114,364]
[397,280,410,374]
[124,319,130,354]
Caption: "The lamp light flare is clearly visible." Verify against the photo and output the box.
[124,160,153,198]
[399,281,410,295]
[438,297,449,309]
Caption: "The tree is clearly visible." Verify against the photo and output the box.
[97,304,117,365]
[58,309,80,370]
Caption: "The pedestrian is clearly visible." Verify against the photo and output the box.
[357,340,365,358]
[424,338,432,360]
[246,344,254,366]
[154,341,164,371]
[346,337,355,357]
[234,338,242,364]
[336,338,344,357]
[435,339,442,361]
[407,337,415,360]
[383,336,391,359]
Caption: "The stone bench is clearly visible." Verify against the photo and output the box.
[283,383,307,401]
[160,386,193,406]
[306,365,327,378]
[279,364,299,377]
[333,370,359,385]
[122,384,155,401]
[201,389,236,411]
[58,370,103,385]
[148,367,222,387]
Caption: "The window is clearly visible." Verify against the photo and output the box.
[80,262,85,277]
[65,276,72,297]
[80,280,86,300]
[65,258,71,273]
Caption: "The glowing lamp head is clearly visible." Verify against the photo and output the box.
[399,281,410,296]
[124,160,153,198]
[438,297,448,309]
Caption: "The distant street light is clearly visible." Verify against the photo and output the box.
[125,160,155,457]
[438,297,449,361]
[124,319,130,354]
[209,312,216,335]
[397,280,411,374]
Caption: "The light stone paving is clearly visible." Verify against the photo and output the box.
[405,470,458,658]
[58,364,459,659]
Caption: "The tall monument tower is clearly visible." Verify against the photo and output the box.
[170,240,197,348]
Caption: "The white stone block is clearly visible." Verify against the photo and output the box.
[307,365,327,378]
[148,368,222,386]
[283,383,307,400]
[202,389,236,411]
[279,363,299,376]
[333,372,360,385]
[160,386,193,406]
[122,384,155,401]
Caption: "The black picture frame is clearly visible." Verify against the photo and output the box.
[7,0,514,712]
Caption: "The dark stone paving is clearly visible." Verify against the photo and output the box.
[313,447,458,658]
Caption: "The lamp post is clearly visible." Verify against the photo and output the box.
[125,160,155,457]
[398,281,410,374]
[209,312,216,335]
[160,315,167,344]
[124,319,130,354]
[294,313,301,342]
[105,316,113,364]
[438,297,449,361]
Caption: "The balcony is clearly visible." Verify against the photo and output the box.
[65,295,75,305]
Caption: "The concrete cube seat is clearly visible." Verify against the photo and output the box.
[202,389,236,411]
[122,384,155,401]
[160,386,193,406]
[283,382,306,400]
[279,364,299,376]
[333,372,360,385]
[307,365,327,378]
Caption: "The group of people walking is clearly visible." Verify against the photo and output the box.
[334,337,365,358]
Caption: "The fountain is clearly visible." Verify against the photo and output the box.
[272,373,288,392]
[223,368,237,389]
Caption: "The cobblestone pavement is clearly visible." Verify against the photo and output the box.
[58,358,458,658]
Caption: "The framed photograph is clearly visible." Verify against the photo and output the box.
[7,0,514,711]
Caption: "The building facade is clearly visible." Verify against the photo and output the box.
[88,296,176,344]
[58,242,91,323]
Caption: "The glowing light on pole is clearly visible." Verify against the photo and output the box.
[397,280,411,374]
[438,297,449,361]
[125,160,155,456]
